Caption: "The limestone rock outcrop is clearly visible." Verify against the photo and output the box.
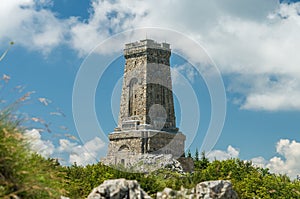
[87,179,239,199]
[157,180,239,199]
[196,180,238,199]
[87,178,151,199]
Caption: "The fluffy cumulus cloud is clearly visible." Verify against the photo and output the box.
[212,4,300,111]
[207,145,240,161]
[211,139,300,179]
[251,156,268,169]
[0,0,74,53]
[58,137,105,165]
[265,139,300,178]
[69,0,149,55]
[24,128,55,157]
[24,128,105,166]
[2,0,300,110]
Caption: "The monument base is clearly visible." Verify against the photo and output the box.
[101,130,185,167]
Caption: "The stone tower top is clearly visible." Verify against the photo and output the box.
[123,39,171,66]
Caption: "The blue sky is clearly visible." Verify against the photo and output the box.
[1,0,300,177]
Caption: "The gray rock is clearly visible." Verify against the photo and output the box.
[156,187,194,199]
[177,157,194,173]
[196,180,238,199]
[87,178,152,199]
[156,180,238,199]
[87,179,238,199]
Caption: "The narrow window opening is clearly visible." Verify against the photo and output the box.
[128,78,138,116]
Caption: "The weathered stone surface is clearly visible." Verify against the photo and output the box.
[156,180,238,199]
[177,157,195,173]
[102,131,185,166]
[119,39,175,130]
[102,131,185,167]
[196,180,238,199]
[87,179,152,199]
[102,153,184,173]
[128,154,183,173]
[156,187,194,199]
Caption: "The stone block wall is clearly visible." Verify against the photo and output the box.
[102,130,186,166]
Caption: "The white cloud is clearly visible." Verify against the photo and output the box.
[24,128,106,166]
[171,63,198,85]
[227,74,300,111]
[24,128,55,157]
[242,91,300,111]
[211,139,300,179]
[68,0,148,56]
[0,0,71,53]
[204,4,300,110]
[59,137,106,166]
[251,156,268,169]
[207,145,240,161]
[266,139,300,178]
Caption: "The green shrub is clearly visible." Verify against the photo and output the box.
[0,108,66,198]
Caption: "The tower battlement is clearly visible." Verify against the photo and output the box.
[124,39,170,53]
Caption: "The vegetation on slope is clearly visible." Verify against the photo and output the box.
[0,105,299,199]
[0,108,66,198]
[1,106,300,198]
[63,155,300,199]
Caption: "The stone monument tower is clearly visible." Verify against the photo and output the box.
[102,39,186,166]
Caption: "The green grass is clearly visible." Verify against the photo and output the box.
[0,108,66,198]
